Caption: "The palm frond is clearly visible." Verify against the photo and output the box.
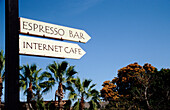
[73,99,80,110]
[31,64,37,73]
[59,61,68,73]
[83,79,92,88]
[41,87,52,95]
[88,84,96,92]
[47,64,57,75]
[74,77,82,91]
[39,72,52,81]
[62,84,67,92]
[19,80,27,90]
[34,68,42,81]
[89,100,98,110]
[67,86,75,92]
[68,92,77,100]
[66,66,77,77]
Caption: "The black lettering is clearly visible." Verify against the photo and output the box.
[23,42,25,48]
[74,48,77,54]
[64,47,70,53]
[43,44,47,50]
[58,29,65,36]
[55,45,63,52]
[54,28,58,35]
[33,43,38,49]
[45,26,50,34]
[23,21,28,30]
[78,49,82,55]
[33,23,38,31]
[50,27,54,34]
[48,45,54,51]
[28,23,32,30]
[58,46,63,52]
[39,25,45,33]
[74,32,79,38]
[38,43,42,50]
[70,48,75,54]
[69,30,74,38]
[55,45,59,52]
[26,42,32,49]
[80,32,85,39]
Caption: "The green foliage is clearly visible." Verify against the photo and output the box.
[72,99,80,110]
[20,64,39,101]
[46,61,77,91]
[46,61,77,109]
[35,98,46,110]
[149,68,170,110]
[89,100,97,110]
[68,77,99,110]
[20,64,52,101]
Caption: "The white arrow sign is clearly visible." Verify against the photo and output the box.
[20,17,91,43]
[19,36,86,59]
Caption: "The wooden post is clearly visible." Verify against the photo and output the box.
[5,0,19,109]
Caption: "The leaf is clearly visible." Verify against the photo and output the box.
[73,99,80,110]
[89,100,97,110]
[69,92,77,99]
[83,79,92,88]
[88,84,96,92]
[60,61,68,72]
[47,64,57,75]
[39,72,52,81]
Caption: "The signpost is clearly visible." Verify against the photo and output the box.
[5,0,19,109]
[20,17,91,43]
[19,36,86,59]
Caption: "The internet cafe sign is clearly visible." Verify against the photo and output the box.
[20,17,91,43]
[19,35,86,59]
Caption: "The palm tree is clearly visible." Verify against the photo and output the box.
[20,64,41,102]
[0,50,5,108]
[20,64,53,109]
[68,77,98,110]
[88,89,101,110]
[20,63,54,110]
[46,61,77,110]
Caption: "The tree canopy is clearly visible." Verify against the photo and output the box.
[101,62,169,110]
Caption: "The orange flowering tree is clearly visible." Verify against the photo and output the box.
[100,78,119,101]
[100,78,123,109]
[101,62,157,109]
[116,63,146,96]
[116,63,157,109]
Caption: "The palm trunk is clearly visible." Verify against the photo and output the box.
[58,82,63,110]
[27,82,33,110]
[27,82,33,101]
[80,97,84,110]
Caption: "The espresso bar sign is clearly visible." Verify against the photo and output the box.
[19,36,86,59]
[20,17,91,43]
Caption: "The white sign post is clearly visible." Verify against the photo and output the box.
[19,35,86,59]
[20,17,91,43]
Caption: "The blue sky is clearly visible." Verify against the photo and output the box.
[0,0,170,101]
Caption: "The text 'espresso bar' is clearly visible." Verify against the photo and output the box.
[20,17,91,43]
